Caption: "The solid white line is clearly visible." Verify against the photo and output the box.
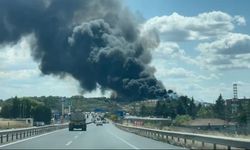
[65,141,72,146]
[0,129,66,148]
[107,130,139,149]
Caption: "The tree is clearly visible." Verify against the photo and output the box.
[1,104,12,118]
[22,98,32,118]
[155,101,162,117]
[176,96,188,115]
[32,105,52,124]
[188,97,197,119]
[237,103,247,125]
[197,105,215,118]
[214,94,225,119]
[161,103,168,118]
[11,96,20,118]
[140,105,147,117]
[174,115,192,126]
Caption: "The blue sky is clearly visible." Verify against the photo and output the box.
[1,0,250,102]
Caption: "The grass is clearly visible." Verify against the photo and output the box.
[0,120,30,129]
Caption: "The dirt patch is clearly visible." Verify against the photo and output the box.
[0,120,30,129]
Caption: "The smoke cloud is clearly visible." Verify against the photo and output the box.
[0,0,167,100]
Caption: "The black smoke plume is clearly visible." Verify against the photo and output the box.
[0,0,167,101]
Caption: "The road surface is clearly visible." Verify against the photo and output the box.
[0,122,183,149]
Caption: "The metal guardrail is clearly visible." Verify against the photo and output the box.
[0,124,68,145]
[115,123,250,149]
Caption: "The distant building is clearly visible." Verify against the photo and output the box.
[142,99,158,105]
[71,95,84,99]
[225,98,250,114]
[123,116,171,127]
[198,101,213,107]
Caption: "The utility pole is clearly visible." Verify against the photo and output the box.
[247,101,250,134]
[61,97,65,123]
[68,99,71,114]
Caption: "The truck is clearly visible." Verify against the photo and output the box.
[69,110,86,131]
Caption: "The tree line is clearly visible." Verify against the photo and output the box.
[139,94,249,125]
[140,96,199,119]
[0,97,52,124]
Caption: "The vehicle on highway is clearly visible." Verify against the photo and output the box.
[33,121,45,126]
[102,119,109,124]
[95,120,103,126]
[69,110,87,131]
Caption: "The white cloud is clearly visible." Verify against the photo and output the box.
[197,33,250,69]
[142,11,245,41]
[152,42,197,65]
[0,69,39,80]
[0,34,37,70]
[158,67,194,79]
[154,42,185,57]
[198,33,250,55]
[154,64,219,82]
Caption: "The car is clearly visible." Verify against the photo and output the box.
[102,119,109,124]
[34,121,45,126]
[95,120,103,126]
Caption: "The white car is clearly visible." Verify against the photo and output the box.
[96,120,103,126]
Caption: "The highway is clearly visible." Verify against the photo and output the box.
[0,121,183,149]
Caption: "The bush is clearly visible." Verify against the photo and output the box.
[174,115,192,126]
[110,114,118,122]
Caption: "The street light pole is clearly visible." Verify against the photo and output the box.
[61,97,65,123]
[69,99,71,114]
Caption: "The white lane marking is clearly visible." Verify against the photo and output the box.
[107,130,139,149]
[74,135,78,139]
[65,141,72,146]
[0,129,67,148]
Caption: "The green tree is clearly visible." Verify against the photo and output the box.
[11,96,20,118]
[197,105,215,118]
[155,101,162,117]
[214,94,225,119]
[140,105,147,117]
[22,98,32,118]
[174,115,192,126]
[32,105,52,124]
[237,103,247,124]
[161,103,168,118]
[188,97,197,119]
[1,104,12,118]
[176,96,188,115]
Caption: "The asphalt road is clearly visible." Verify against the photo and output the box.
[0,121,183,149]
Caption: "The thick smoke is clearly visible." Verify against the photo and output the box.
[0,0,167,100]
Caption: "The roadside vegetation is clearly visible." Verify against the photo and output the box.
[0,96,120,127]
[0,97,52,124]
[135,94,249,126]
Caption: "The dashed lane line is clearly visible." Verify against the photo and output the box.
[107,130,139,149]
[66,140,73,146]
